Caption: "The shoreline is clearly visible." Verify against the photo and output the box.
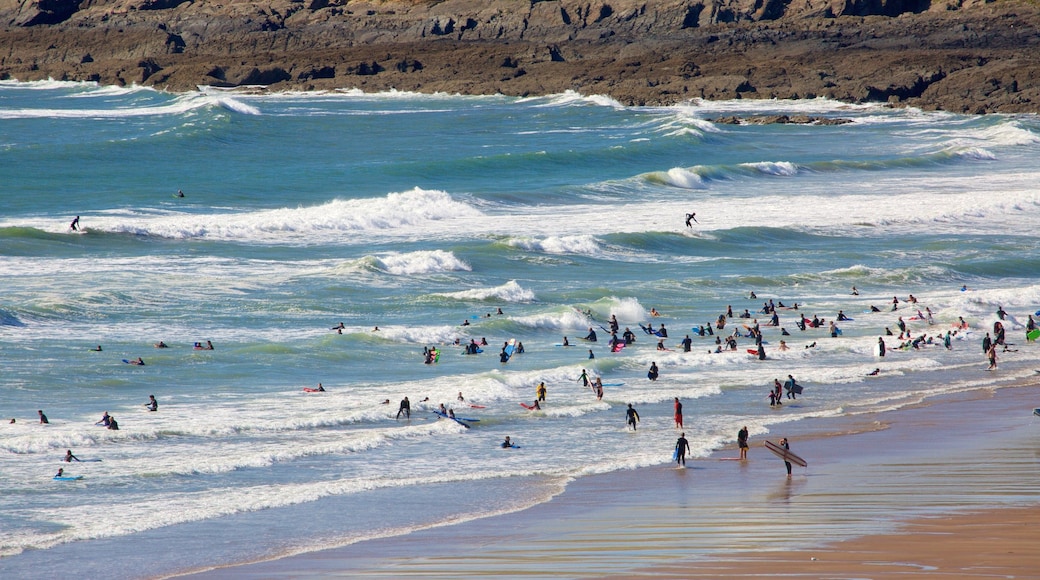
[176,383,1040,578]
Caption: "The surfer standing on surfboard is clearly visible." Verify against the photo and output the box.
[69,216,79,231]
[685,212,697,227]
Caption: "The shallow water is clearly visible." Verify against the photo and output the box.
[1,81,1039,577]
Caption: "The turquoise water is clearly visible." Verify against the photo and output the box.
[2,80,1039,577]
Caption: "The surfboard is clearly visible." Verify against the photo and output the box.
[1027,329,1040,342]
[672,447,679,462]
[302,388,324,393]
[763,440,807,467]
[600,382,624,387]
[1033,408,1040,417]
[504,338,516,359]
[469,404,487,409]
[519,402,539,410]
[54,475,84,481]
[432,411,471,428]
[611,342,625,352]
[747,349,761,355]
[65,458,103,463]
[122,359,144,365]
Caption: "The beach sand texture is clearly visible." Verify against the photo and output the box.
[181,384,1040,578]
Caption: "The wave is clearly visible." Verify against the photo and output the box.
[371,250,472,275]
[431,280,535,303]
[0,89,255,120]
[73,188,484,242]
[503,234,604,257]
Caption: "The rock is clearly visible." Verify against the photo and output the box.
[0,0,1035,113]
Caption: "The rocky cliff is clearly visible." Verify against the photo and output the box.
[1,0,1038,112]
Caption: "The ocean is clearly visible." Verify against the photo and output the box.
[1,80,1038,577]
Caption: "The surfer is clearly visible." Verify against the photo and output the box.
[176,189,185,197]
[588,348,595,359]
[55,468,65,478]
[878,337,887,358]
[145,395,158,412]
[738,426,749,459]
[625,404,640,431]
[562,336,570,347]
[154,341,168,348]
[987,344,998,370]
[779,437,793,476]
[868,368,881,376]
[70,216,79,231]
[577,369,589,388]
[784,375,799,399]
[396,397,411,420]
[681,335,692,352]
[536,382,546,402]
[107,417,119,430]
[584,327,597,342]
[594,378,604,400]
[38,410,48,424]
[851,286,859,295]
[647,362,659,381]
[91,345,103,351]
[531,399,541,410]
[457,392,465,402]
[64,450,80,463]
[96,412,111,427]
[501,436,515,449]
[673,397,683,429]
[675,432,689,466]
[685,212,697,227]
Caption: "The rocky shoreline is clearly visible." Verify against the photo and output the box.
[1,0,1038,113]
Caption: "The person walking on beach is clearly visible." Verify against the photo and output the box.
[625,404,640,431]
[396,396,411,420]
[779,437,793,476]
[673,397,683,429]
[675,432,690,466]
[738,426,749,460]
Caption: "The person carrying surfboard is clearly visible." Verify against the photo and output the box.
[779,437,792,476]
[674,432,689,466]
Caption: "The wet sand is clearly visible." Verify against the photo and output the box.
[180,384,1040,578]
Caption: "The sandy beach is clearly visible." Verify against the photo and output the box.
[178,382,1040,579]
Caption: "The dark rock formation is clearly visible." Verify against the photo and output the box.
[0,0,1037,113]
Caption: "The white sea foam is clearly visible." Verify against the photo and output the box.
[741,161,800,176]
[505,234,604,256]
[373,250,471,275]
[432,280,535,303]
